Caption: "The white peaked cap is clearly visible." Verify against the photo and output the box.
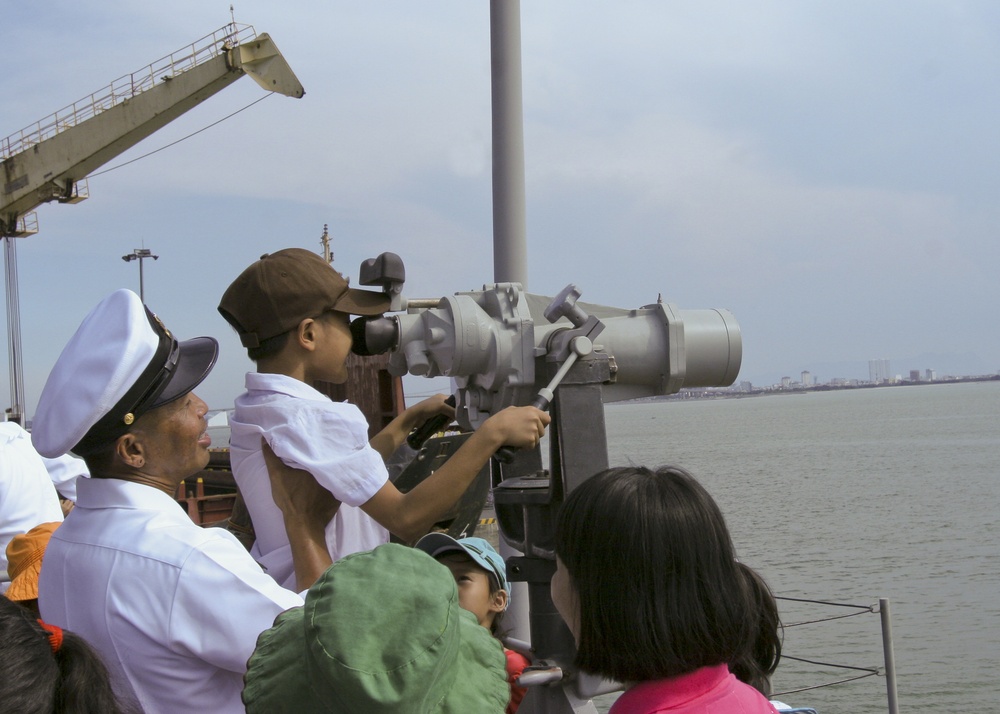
[32,289,217,458]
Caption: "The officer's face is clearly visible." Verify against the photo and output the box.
[131,392,211,481]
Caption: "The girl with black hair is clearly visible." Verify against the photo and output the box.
[731,561,783,698]
[551,465,780,713]
[0,597,133,714]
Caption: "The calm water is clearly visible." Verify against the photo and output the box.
[591,380,1000,713]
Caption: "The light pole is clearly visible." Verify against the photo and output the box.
[121,248,158,302]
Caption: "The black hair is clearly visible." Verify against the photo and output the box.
[0,597,134,714]
[730,562,783,696]
[247,330,290,362]
[554,465,757,683]
[78,444,115,475]
[243,309,349,362]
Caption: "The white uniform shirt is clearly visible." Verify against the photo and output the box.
[0,422,63,592]
[41,452,89,502]
[38,477,302,714]
[230,372,389,589]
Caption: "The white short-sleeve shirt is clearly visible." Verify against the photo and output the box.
[0,422,63,593]
[230,372,389,590]
[38,477,302,714]
[40,452,89,502]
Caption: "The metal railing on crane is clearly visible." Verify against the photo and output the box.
[0,23,256,161]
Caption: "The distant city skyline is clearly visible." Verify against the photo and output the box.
[743,350,998,394]
[727,362,996,394]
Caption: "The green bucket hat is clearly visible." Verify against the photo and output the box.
[243,543,510,713]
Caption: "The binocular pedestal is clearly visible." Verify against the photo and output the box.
[493,354,618,713]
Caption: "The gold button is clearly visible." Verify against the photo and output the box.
[123,413,135,425]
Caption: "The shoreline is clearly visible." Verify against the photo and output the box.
[622,372,1000,404]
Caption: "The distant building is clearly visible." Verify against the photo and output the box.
[909,370,921,382]
[781,376,792,389]
[801,370,814,387]
[869,358,891,384]
[926,369,936,381]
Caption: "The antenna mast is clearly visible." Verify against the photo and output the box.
[320,223,333,264]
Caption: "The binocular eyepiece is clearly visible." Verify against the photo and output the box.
[350,315,397,357]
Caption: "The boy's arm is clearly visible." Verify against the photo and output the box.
[262,439,338,591]
[368,393,455,460]
[359,405,549,543]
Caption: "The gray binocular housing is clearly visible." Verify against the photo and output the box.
[352,252,742,430]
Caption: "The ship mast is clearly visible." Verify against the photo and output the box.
[491,0,528,289]
[320,223,333,264]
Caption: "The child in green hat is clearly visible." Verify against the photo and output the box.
[416,534,530,714]
[243,544,510,713]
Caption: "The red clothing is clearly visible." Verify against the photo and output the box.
[504,648,531,714]
[608,664,779,714]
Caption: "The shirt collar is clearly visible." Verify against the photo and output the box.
[74,476,188,521]
[245,371,333,401]
[614,665,732,710]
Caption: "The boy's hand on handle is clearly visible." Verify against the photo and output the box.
[408,393,456,421]
[262,437,341,529]
[406,394,458,449]
[372,394,458,460]
[481,405,550,450]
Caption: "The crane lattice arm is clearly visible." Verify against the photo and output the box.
[0,22,304,424]
[0,23,304,237]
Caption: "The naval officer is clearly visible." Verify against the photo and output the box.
[31,289,336,714]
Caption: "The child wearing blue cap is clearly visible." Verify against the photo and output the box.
[415,534,530,714]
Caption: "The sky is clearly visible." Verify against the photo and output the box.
[4,1,1000,417]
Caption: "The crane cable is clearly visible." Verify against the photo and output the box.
[88,94,270,178]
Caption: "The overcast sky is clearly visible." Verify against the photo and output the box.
[4,1,1000,416]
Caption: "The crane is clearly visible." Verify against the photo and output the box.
[0,22,304,424]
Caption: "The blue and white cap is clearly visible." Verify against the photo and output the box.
[414,534,508,593]
[32,289,218,457]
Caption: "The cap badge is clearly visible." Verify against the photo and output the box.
[150,312,171,338]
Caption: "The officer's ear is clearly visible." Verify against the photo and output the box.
[114,431,146,469]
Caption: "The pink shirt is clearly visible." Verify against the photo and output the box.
[609,664,779,714]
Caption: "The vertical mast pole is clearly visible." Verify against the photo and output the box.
[4,236,25,424]
[491,0,528,289]
[880,598,900,714]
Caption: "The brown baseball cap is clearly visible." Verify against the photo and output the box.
[218,249,391,348]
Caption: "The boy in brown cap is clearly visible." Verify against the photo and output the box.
[219,249,549,589]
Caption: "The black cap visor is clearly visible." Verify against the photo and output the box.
[151,336,219,408]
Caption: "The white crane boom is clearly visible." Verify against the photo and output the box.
[0,23,303,236]
[0,22,303,424]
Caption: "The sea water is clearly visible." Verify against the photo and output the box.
[589,380,999,713]
[214,382,998,711]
